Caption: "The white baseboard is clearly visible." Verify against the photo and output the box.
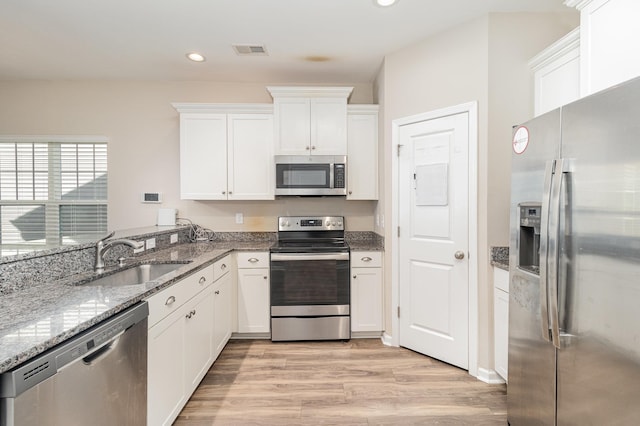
[381,332,395,347]
[476,367,506,384]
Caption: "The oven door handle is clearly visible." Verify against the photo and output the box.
[271,253,350,261]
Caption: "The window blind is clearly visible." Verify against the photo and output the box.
[0,139,108,249]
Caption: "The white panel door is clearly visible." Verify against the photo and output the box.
[227,113,274,200]
[213,272,232,359]
[237,268,270,333]
[347,110,379,200]
[273,98,311,155]
[311,97,347,155]
[183,286,214,393]
[398,112,469,369]
[179,113,227,200]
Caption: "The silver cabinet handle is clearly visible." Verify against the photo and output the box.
[305,146,310,150]
[229,191,232,195]
[353,275,357,279]
[215,290,220,295]
[311,146,316,150]
[248,257,259,263]
[221,263,227,270]
[349,191,353,195]
[222,191,226,195]
[199,276,207,284]
[165,296,176,306]
[263,276,268,280]
[361,256,372,262]
[454,251,465,260]
[186,309,196,319]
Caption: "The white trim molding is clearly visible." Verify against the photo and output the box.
[564,0,595,10]
[529,27,580,72]
[476,368,506,385]
[390,101,479,378]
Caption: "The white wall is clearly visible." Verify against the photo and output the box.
[0,81,375,232]
[376,11,577,372]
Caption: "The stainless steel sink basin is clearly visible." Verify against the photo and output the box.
[84,262,189,287]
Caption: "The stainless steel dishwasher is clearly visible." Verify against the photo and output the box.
[0,302,148,426]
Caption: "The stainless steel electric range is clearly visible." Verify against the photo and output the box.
[269,216,350,341]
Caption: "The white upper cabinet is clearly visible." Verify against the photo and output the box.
[530,28,580,116]
[567,0,640,96]
[347,105,379,200]
[179,113,227,200]
[173,104,274,200]
[268,86,353,155]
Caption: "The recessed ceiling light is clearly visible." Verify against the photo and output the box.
[375,0,397,6]
[186,52,205,62]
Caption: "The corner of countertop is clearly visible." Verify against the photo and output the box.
[490,246,509,271]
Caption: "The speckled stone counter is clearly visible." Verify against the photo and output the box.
[346,231,384,251]
[491,246,509,271]
[0,239,272,374]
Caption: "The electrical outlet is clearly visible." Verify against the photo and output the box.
[235,213,244,224]
[146,238,156,250]
[133,242,145,254]
[170,233,178,244]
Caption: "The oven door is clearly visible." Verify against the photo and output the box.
[270,252,350,316]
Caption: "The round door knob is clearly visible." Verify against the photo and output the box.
[454,251,465,260]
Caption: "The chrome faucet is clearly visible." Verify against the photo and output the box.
[94,231,144,272]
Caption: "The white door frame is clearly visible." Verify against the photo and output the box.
[390,101,479,377]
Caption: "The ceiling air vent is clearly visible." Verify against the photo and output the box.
[232,44,268,56]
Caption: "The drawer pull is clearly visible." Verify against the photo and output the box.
[199,276,207,284]
[215,290,220,295]
[186,309,196,319]
[165,296,176,306]
[361,256,373,262]
[221,263,227,270]
[248,257,259,263]
[264,276,268,280]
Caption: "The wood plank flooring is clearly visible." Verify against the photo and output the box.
[174,339,507,425]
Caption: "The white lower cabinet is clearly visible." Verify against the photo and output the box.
[350,251,383,334]
[146,255,232,426]
[213,271,232,359]
[236,252,270,334]
[493,267,509,382]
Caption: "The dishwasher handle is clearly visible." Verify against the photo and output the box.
[81,330,125,366]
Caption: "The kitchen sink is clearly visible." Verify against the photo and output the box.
[83,262,190,287]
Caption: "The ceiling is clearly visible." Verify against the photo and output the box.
[0,0,571,84]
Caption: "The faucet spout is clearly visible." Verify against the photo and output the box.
[94,234,143,272]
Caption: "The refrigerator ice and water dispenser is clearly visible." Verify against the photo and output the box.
[518,203,541,275]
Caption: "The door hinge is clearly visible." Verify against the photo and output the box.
[397,226,400,237]
[397,144,402,156]
[397,306,400,318]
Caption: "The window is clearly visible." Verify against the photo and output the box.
[0,136,108,255]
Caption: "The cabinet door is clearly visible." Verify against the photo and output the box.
[179,113,227,200]
[347,111,378,200]
[183,286,215,394]
[351,267,383,332]
[237,268,270,333]
[311,98,347,155]
[494,287,509,381]
[213,272,232,359]
[273,98,311,155]
[228,114,274,200]
[148,308,186,426]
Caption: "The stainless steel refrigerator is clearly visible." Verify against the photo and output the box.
[508,76,640,425]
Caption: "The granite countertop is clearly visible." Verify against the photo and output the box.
[491,246,509,271]
[0,240,271,374]
[345,232,384,251]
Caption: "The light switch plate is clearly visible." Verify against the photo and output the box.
[235,213,244,224]
[133,242,145,254]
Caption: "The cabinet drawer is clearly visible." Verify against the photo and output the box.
[147,265,214,328]
[236,252,269,268]
[350,251,382,268]
[213,255,232,281]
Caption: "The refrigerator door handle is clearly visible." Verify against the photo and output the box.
[547,158,568,349]
[539,160,555,343]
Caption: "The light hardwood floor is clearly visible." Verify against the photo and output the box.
[174,339,507,425]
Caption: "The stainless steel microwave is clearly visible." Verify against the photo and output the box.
[275,155,347,196]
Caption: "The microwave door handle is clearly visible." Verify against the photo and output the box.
[539,160,554,344]
[329,163,335,189]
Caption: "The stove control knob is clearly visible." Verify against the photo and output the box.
[331,221,336,226]
[325,220,330,226]
[281,220,289,227]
